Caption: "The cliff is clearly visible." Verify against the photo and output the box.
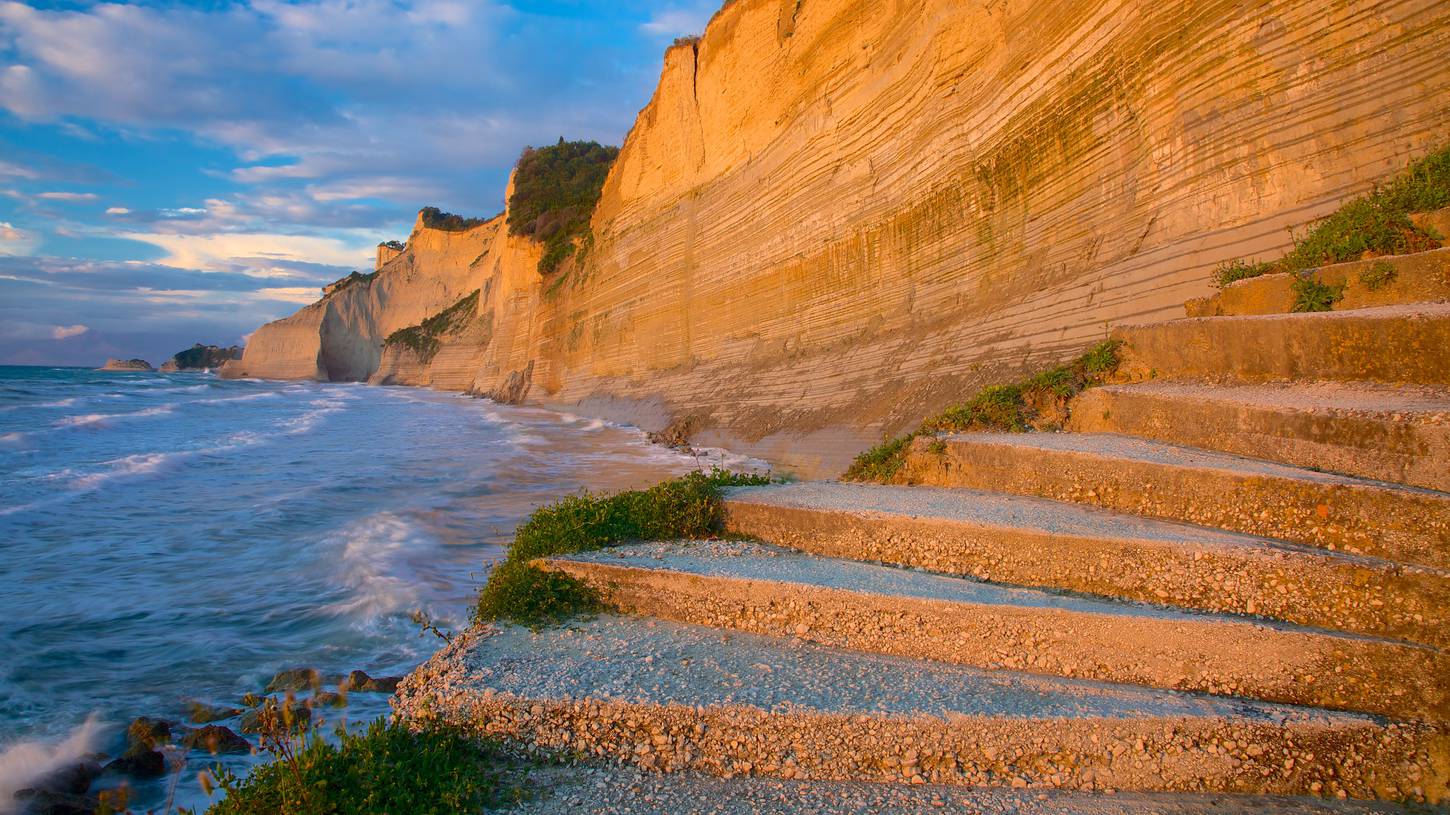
[229,0,1450,476]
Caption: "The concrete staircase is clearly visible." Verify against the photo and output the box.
[397,246,1450,810]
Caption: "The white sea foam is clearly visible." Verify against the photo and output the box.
[66,452,175,490]
[324,513,427,622]
[53,404,174,428]
[194,391,279,405]
[0,715,106,814]
[0,431,23,444]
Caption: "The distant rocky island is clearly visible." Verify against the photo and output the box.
[98,358,154,372]
[160,343,244,372]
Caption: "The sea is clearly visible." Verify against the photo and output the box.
[0,365,759,813]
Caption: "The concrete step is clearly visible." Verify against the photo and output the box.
[1184,247,1450,318]
[395,616,1450,801]
[541,540,1448,720]
[1066,382,1450,491]
[1112,303,1450,386]
[518,763,1435,815]
[721,483,1449,647]
[896,432,1450,571]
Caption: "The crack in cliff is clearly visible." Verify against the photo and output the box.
[690,40,700,108]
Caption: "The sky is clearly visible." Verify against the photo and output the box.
[0,0,718,366]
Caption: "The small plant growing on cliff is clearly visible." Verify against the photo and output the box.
[474,469,771,627]
[1210,143,1450,286]
[508,139,620,276]
[843,339,1122,483]
[1290,274,1345,313]
[385,290,481,362]
[1360,260,1398,291]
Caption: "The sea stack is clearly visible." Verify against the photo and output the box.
[98,358,154,372]
[160,344,244,372]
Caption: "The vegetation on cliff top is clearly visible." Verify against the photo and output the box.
[507,139,620,276]
[474,470,771,627]
[323,271,377,297]
[1214,144,1450,288]
[379,239,405,251]
[419,207,491,232]
[384,290,480,363]
[206,718,528,814]
[843,340,1122,483]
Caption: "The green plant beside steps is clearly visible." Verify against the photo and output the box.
[473,469,772,627]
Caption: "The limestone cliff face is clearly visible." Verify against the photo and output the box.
[231,0,1450,476]
[227,213,497,382]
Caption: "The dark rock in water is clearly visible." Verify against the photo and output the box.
[265,667,328,693]
[159,343,243,372]
[239,698,312,733]
[181,725,251,755]
[187,700,243,724]
[20,760,101,796]
[125,716,173,752]
[13,788,100,815]
[345,670,401,693]
[105,748,166,778]
[312,690,346,708]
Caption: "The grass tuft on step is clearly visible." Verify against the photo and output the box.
[1213,144,1450,287]
[206,719,527,814]
[843,340,1121,483]
[473,469,772,627]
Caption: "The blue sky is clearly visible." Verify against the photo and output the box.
[0,0,717,365]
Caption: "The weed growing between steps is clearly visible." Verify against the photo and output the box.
[1290,274,1346,312]
[843,340,1121,482]
[1214,144,1450,287]
[474,470,773,627]
[384,290,481,362]
[204,718,529,814]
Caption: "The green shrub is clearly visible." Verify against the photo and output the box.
[206,719,525,815]
[324,271,378,297]
[843,340,1122,482]
[385,290,480,362]
[507,139,620,276]
[379,240,405,251]
[1290,275,1346,313]
[419,207,490,232]
[1211,144,1450,287]
[474,470,771,627]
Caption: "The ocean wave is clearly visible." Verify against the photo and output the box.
[53,405,174,428]
[194,391,280,406]
[0,431,23,444]
[0,715,106,812]
[280,394,354,434]
[323,513,427,622]
[63,452,176,490]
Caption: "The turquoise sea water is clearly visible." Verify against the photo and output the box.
[0,365,741,811]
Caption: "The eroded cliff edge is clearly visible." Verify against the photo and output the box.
[227,0,1450,476]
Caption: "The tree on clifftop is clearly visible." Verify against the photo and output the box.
[507,138,620,275]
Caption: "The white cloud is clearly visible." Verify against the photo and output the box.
[35,191,97,201]
[640,5,713,37]
[124,230,374,272]
[255,286,321,303]
[104,207,130,215]
[0,160,40,180]
[51,323,88,339]
[0,221,39,255]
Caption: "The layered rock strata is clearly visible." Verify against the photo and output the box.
[231,0,1450,476]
